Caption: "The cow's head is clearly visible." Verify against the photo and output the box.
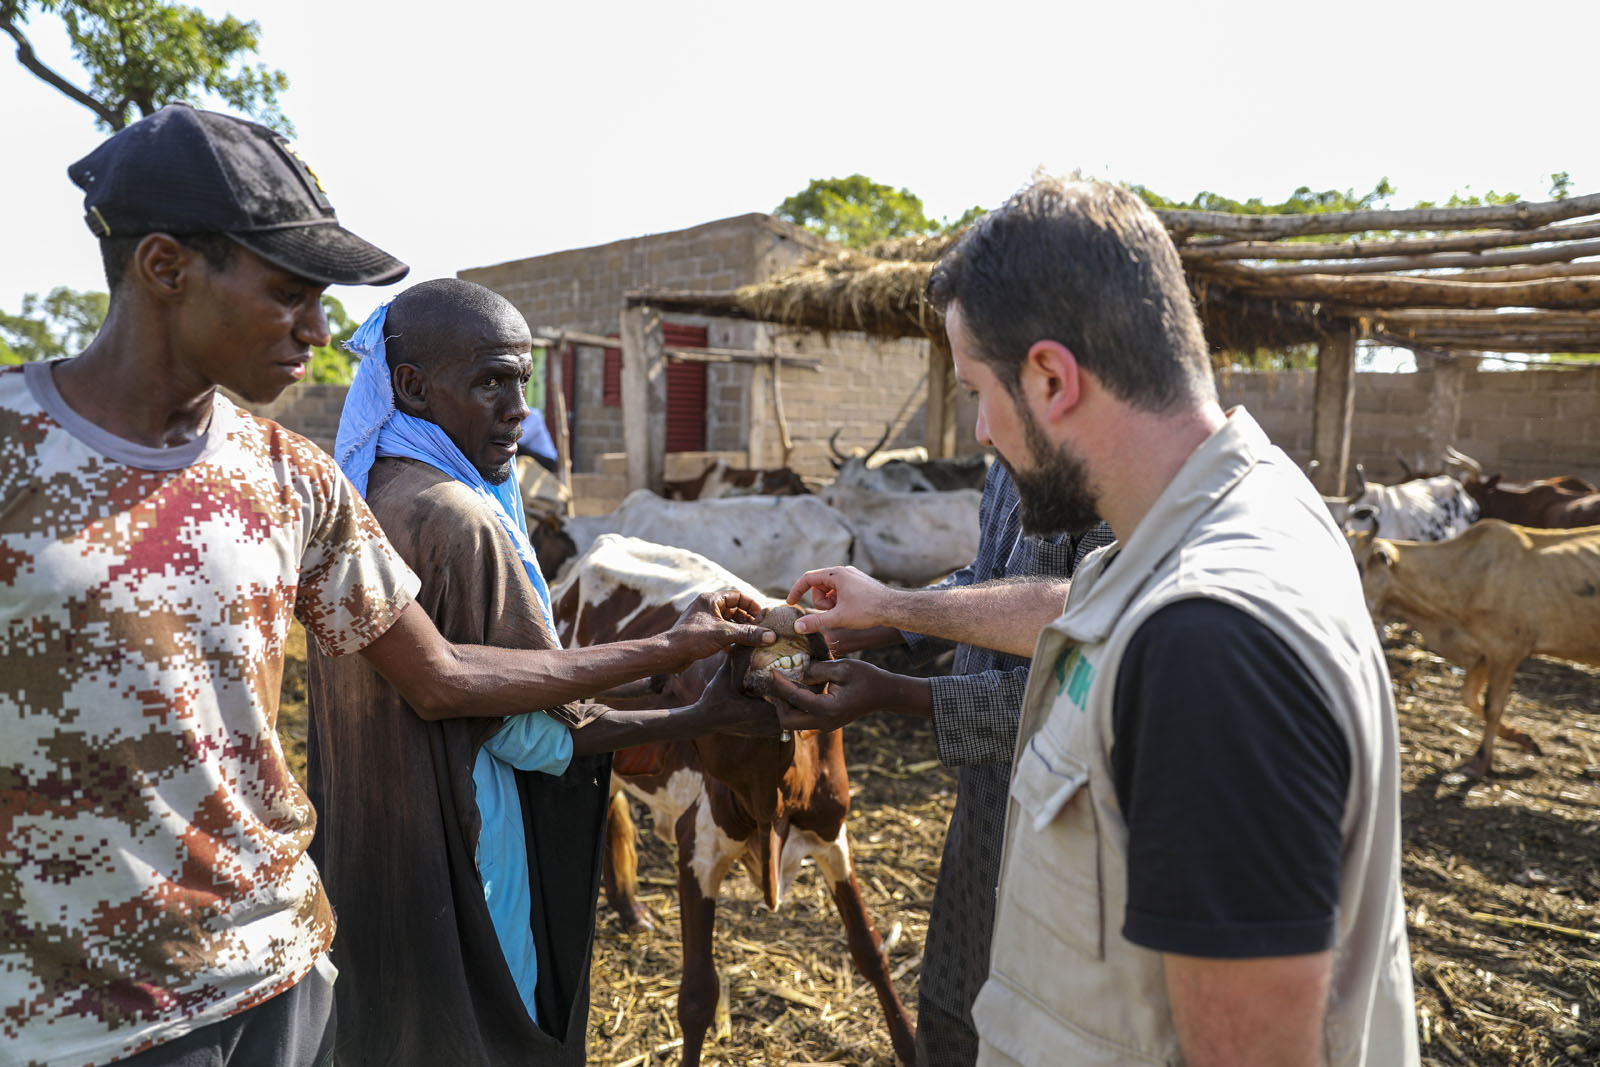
[1346,528,1398,619]
[729,604,831,702]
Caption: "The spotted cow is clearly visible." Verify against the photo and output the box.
[662,458,811,501]
[1326,472,1479,541]
[552,534,916,1066]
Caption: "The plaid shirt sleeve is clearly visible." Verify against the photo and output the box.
[918,464,1117,766]
[901,463,1010,652]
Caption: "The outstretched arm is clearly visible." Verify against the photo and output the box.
[359,590,774,721]
[566,659,781,753]
[788,565,1068,658]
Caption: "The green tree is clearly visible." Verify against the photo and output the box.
[0,286,108,364]
[0,0,291,133]
[308,295,357,384]
[777,175,955,248]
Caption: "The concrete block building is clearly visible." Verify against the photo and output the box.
[458,214,969,492]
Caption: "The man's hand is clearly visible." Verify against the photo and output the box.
[787,566,900,636]
[664,590,775,669]
[767,659,929,732]
[816,624,907,657]
[693,659,784,738]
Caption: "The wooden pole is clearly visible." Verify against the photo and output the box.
[1310,325,1357,496]
[1210,236,1600,277]
[1163,192,1600,242]
[1419,350,1469,472]
[1178,217,1600,262]
[547,341,574,515]
[925,335,957,458]
[769,361,794,468]
[620,305,667,495]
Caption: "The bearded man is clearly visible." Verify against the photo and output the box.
[781,180,1417,1067]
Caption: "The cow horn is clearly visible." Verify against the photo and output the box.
[1395,452,1414,480]
[1444,446,1482,476]
[860,422,894,465]
[827,428,848,468]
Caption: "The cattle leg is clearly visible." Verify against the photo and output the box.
[1460,662,1528,778]
[810,831,917,1065]
[601,790,654,931]
[673,800,739,1067]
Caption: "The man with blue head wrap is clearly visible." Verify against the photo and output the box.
[306,279,779,1067]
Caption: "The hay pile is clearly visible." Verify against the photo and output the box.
[275,626,1600,1067]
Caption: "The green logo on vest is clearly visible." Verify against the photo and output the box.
[1055,648,1095,710]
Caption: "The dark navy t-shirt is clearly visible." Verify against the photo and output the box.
[1111,598,1352,958]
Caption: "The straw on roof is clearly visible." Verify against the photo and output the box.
[632,190,1600,356]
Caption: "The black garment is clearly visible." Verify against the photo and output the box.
[1112,598,1351,959]
[306,460,608,1067]
[111,967,335,1067]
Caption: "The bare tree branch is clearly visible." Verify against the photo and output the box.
[0,12,124,128]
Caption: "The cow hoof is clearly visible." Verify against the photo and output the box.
[1509,733,1542,755]
[1452,756,1491,780]
[617,904,657,933]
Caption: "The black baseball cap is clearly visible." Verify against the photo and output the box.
[68,104,408,287]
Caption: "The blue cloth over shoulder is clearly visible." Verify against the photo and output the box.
[333,301,571,1024]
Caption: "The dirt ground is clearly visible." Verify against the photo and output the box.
[276,626,1600,1067]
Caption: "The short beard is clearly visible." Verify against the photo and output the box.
[484,460,513,485]
[996,400,1101,537]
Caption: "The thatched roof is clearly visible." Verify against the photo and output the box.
[628,191,1600,356]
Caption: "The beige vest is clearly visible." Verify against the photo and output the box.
[973,410,1418,1067]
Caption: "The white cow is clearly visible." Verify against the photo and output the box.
[561,489,859,597]
[1324,472,1478,541]
[821,484,982,586]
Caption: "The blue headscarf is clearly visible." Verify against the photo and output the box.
[333,302,555,628]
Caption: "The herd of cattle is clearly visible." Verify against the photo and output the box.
[524,432,992,596]
[519,439,1598,1061]
[1325,447,1600,779]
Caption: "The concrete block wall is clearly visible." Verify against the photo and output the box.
[1213,365,1600,487]
[235,384,348,455]
[460,214,830,472]
[749,326,935,479]
[233,366,1599,504]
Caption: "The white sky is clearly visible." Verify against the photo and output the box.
[4,0,1598,330]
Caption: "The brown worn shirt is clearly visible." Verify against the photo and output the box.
[306,457,609,1067]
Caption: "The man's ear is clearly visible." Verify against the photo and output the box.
[392,363,429,417]
[1023,339,1082,421]
[132,234,190,299]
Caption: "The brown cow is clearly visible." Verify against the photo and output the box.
[552,534,916,1065]
[1446,447,1600,528]
[662,458,811,500]
[1349,519,1600,777]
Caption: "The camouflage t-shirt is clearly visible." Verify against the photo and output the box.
[0,362,421,1067]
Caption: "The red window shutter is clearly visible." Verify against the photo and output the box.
[602,342,622,407]
[663,324,707,453]
[598,324,707,450]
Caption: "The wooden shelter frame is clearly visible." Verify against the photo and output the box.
[614,191,1600,496]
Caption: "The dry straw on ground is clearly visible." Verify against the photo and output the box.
[277,626,1600,1067]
